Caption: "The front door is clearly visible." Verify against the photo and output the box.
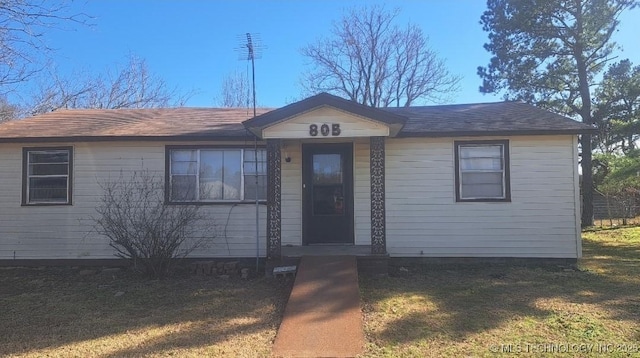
[302,143,354,244]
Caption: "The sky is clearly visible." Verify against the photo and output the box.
[10,0,640,108]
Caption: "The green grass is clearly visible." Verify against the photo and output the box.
[360,228,640,357]
[0,269,292,357]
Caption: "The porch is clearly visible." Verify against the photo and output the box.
[265,136,388,260]
[281,244,373,257]
[240,93,410,271]
[278,244,389,276]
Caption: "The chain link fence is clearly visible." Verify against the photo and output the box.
[592,190,640,227]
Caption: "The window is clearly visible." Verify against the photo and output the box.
[454,140,510,202]
[167,147,266,203]
[22,147,73,205]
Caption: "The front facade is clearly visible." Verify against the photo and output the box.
[0,94,593,263]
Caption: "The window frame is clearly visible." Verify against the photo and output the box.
[454,140,511,202]
[165,145,267,205]
[22,146,73,206]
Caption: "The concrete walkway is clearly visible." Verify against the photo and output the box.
[272,256,365,358]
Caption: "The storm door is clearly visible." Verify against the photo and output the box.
[302,143,354,244]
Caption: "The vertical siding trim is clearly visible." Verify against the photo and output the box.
[573,135,582,258]
[370,136,386,254]
[267,139,282,259]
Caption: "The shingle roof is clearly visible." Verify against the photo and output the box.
[384,102,594,137]
[0,107,272,142]
[0,97,594,143]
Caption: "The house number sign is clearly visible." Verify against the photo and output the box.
[309,123,341,137]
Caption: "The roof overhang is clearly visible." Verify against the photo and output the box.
[396,128,598,138]
[243,93,407,139]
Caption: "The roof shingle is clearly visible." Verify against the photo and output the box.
[0,99,594,143]
[0,107,272,142]
[385,102,593,136]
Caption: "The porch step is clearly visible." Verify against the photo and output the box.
[267,254,389,277]
[272,255,365,357]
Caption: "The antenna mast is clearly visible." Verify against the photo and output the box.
[236,33,264,272]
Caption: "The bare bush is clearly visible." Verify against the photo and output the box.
[92,170,215,278]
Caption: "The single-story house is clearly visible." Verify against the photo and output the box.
[0,93,594,266]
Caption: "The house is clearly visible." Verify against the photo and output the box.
[0,93,594,266]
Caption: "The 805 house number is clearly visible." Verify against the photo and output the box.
[309,123,341,137]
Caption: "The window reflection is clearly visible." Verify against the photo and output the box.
[312,153,344,216]
[313,154,342,184]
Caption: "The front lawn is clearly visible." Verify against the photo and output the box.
[0,268,292,357]
[1,228,639,357]
[360,228,640,357]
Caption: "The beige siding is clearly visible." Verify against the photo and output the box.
[263,107,389,139]
[0,141,266,260]
[353,139,371,245]
[572,135,582,258]
[0,135,581,260]
[281,140,302,245]
[385,135,580,258]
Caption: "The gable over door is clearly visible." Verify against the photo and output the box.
[263,107,390,139]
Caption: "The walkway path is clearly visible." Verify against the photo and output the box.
[272,255,365,358]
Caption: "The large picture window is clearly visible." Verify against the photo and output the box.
[454,140,510,202]
[22,147,73,205]
[167,147,266,203]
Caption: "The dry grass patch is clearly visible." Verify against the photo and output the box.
[0,268,292,357]
[360,228,640,357]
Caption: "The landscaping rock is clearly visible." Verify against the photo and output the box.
[224,261,239,274]
[192,261,216,275]
[241,268,250,279]
[216,261,225,274]
[101,268,121,274]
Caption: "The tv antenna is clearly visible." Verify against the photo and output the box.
[235,33,264,116]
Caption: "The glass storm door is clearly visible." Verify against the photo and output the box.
[302,143,354,244]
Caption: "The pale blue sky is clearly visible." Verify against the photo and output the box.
[14,0,640,107]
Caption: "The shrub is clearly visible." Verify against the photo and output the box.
[92,170,215,278]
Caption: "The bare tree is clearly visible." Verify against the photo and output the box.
[215,70,250,107]
[0,0,90,91]
[301,5,460,107]
[0,96,19,121]
[92,170,216,279]
[29,55,189,114]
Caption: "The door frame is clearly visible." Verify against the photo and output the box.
[301,142,355,245]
